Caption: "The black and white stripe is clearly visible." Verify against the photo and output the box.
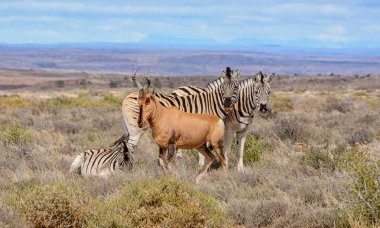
[222,71,274,171]
[69,140,132,178]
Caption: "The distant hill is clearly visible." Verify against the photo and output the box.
[0,44,379,76]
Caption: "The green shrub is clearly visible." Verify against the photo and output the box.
[330,145,380,225]
[304,148,335,171]
[331,144,369,171]
[91,176,233,228]
[1,124,34,144]
[231,136,268,165]
[0,97,35,108]
[5,182,95,228]
[350,162,380,225]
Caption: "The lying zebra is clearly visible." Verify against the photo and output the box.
[69,136,133,178]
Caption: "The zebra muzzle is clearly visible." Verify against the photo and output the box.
[259,104,268,113]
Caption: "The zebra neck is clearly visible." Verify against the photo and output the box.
[237,78,257,118]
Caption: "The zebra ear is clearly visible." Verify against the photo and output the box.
[260,71,265,84]
[233,69,240,79]
[220,69,226,78]
[254,71,262,83]
[267,73,275,83]
[225,66,232,79]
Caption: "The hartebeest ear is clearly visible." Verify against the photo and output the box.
[152,88,157,97]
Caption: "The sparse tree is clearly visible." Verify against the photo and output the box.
[153,78,162,88]
[109,81,118,88]
[56,80,65,88]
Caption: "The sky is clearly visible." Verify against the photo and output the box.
[0,0,379,48]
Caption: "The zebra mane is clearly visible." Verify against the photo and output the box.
[238,74,258,88]
[205,77,225,91]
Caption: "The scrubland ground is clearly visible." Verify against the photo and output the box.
[0,75,379,227]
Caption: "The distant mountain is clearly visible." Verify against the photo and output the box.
[0,44,379,76]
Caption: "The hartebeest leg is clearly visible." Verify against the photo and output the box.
[158,147,168,174]
[195,144,215,183]
[212,140,227,172]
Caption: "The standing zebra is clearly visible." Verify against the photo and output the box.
[69,138,133,178]
[223,71,274,171]
[112,67,240,168]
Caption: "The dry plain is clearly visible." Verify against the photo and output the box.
[0,69,379,227]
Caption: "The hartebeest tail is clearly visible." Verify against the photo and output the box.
[138,88,226,182]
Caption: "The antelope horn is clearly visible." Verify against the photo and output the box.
[131,68,144,89]
[144,68,151,89]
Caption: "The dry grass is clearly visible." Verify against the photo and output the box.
[0,76,379,227]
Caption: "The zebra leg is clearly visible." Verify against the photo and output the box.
[69,154,83,174]
[176,149,183,159]
[223,129,235,169]
[236,131,248,172]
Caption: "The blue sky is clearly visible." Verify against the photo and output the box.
[0,0,379,48]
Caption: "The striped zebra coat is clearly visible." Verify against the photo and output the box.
[221,72,274,171]
[69,140,132,178]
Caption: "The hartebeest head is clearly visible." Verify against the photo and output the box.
[137,88,157,128]
[221,66,240,113]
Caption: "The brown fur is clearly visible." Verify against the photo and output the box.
[138,89,226,182]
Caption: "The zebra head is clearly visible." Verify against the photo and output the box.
[254,71,274,116]
[221,66,240,113]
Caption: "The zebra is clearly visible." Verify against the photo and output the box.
[112,67,240,168]
[222,71,274,171]
[69,136,133,178]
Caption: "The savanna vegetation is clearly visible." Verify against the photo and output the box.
[0,74,379,227]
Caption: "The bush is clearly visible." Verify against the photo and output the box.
[0,97,34,109]
[329,144,380,225]
[45,94,122,108]
[91,176,233,227]
[270,94,294,112]
[350,162,380,225]
[274,115,310,143]
[346,128,374,146]
[304,148,335,171]
[1,124,34,144]
[232,135,268,165]
[5,182,95,228]
[324,97,351,113]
